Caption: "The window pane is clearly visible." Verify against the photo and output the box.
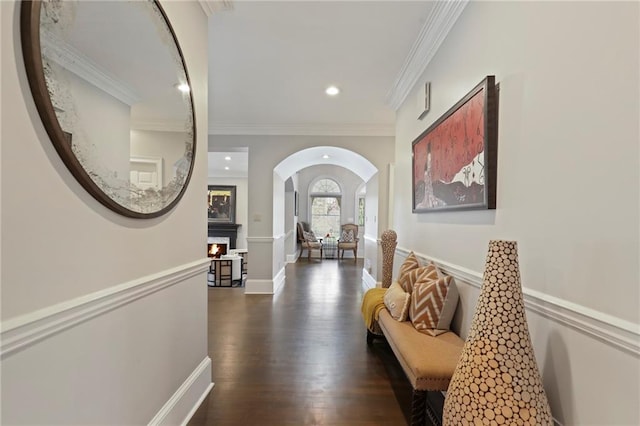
[311,196,341,236]
[311,178,340,193]
[358,197,365,226]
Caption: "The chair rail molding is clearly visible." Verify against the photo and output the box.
[395,246,640,357]
[0,259,210,358]
[246,236,276,243]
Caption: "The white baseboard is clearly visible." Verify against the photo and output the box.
[286,254,298,263]
[244,279,275,294]
[395,246,640,356]
[362,268,377,292]
[0,259,210,358]
[245,267,287,295]
[148,357,213,426]
[273,267,286,294]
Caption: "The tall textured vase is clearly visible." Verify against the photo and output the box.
[443,240,552,425]
[380,230,397,288]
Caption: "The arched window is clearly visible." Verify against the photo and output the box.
[310,178,341,237]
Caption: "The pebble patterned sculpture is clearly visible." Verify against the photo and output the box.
[380,230,397,289]
[443,240,553,426]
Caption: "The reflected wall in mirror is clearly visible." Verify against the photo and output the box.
[21,0,196,218]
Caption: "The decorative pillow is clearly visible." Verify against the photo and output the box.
[398,252,420,287]
[409,268,459,336]
[383,281,411,321]
[303,231,317,242]
[340,229,355,242]
[398,260,438,295]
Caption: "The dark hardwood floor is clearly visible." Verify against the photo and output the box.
[188,259,424,425]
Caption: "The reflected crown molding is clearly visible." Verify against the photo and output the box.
[208,122,394,137]
[385,0,469,111]
[199,0,234,17]
[40,29,140,106]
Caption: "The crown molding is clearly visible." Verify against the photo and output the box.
[385,0,469,111]
[208,123,395,137]
[40,29,140,106]
[199,0,234,17]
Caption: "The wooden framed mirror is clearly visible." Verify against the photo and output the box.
[21,0,196,218]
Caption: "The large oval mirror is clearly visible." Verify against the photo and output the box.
[21,0,195,218]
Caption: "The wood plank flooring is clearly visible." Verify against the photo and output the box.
[188,259,423,425]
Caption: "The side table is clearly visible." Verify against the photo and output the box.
[323,237,337,259]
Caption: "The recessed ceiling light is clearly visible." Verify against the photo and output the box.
[224,156,231,161]
[325,86,340,96]
[176,83,190,93]
[224,166,230,170]
[322,154,330,159]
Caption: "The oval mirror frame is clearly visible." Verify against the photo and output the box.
[20,0,196,219]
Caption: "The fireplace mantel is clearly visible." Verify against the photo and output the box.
[208,222,241,249]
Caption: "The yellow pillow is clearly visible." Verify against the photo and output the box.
[383,281,411,321]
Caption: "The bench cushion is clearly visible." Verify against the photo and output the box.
[378,309,464,391]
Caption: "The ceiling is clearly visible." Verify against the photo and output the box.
[206,1,439,177]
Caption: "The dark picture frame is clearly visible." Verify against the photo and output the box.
[294,190,299,216]
[412,76,498,213]
[208,185,236,223]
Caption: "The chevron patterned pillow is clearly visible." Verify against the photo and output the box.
[398,261,438,295]
[398,251,420,275]
[409,269,459,336]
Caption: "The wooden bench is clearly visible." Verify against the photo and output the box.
[366,230,464,426]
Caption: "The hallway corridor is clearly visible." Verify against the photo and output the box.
[189,259,423,425]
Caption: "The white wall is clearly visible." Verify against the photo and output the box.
[132,129,190,186]
[1,1,211,424]
[207,176,249,249]
[364,174,379,277]
[284,178,296,262]
[393,2,639,424]
[69,71,131,184]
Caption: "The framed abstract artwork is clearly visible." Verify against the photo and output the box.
[208,185,236,223]
[412,76,498,213]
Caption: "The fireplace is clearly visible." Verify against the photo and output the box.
[207,222,241,249]
[207,237,230,258]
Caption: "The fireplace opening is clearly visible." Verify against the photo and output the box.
[208,243,228,258]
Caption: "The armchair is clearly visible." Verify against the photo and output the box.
[337,223,359,262]
[296,222,323,261]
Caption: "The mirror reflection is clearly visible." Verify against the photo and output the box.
[26,0,195,217]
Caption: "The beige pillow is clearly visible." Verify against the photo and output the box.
[410,267,459,336]
[383,281,411,321]
[399,261,438,295]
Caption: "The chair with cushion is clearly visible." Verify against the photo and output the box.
[296,222,323,261]
[338,223,359,262]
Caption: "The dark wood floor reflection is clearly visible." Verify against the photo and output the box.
[188,259,416,426]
